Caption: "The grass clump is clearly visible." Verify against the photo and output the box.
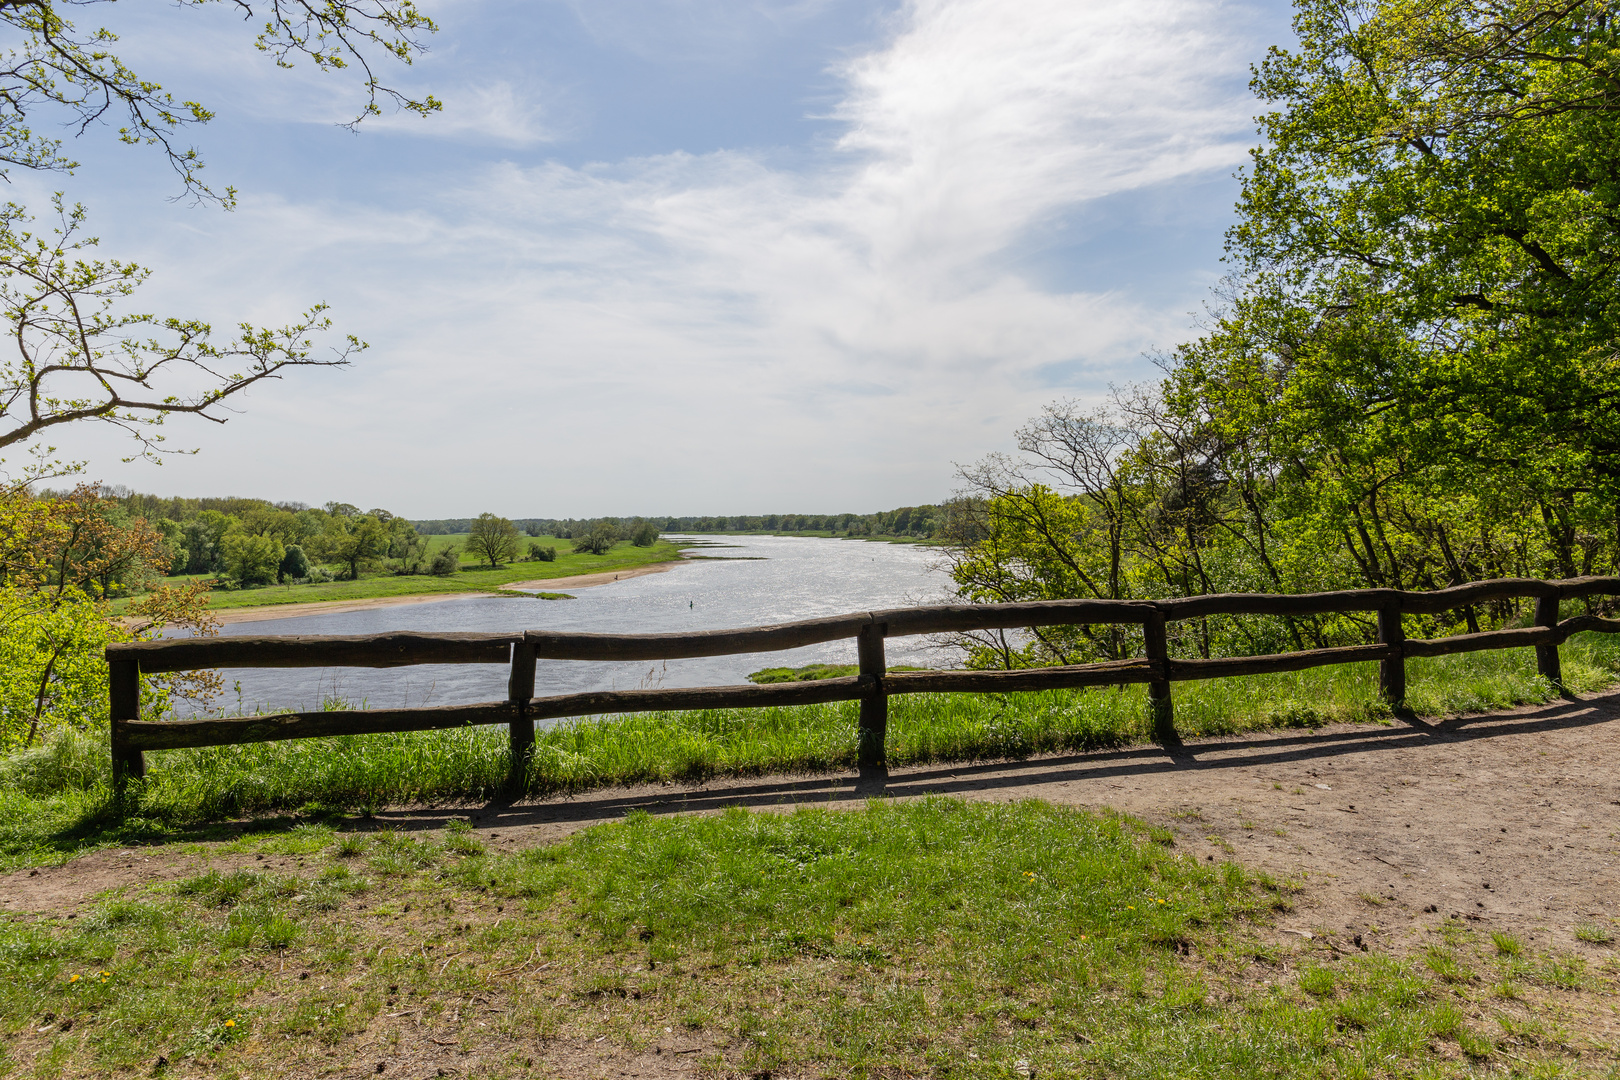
[5,632,1620,869]
[3,799,1611,1078]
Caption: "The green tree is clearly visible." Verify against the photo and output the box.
[573,520,619,556]
[222,530,284,587]
[279,544,312,583]
[324,515,389,580]
[630,520,660,547]
[466,513,521,568]
[1202,0,1620,572]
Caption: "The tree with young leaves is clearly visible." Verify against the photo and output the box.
[0,0,439,481]
[1198,0,1620,570]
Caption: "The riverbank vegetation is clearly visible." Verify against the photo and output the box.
[414,506,946,541]
[13,798,1608,1079]
[945,0,1620,671]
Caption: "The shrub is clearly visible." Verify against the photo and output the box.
[529,542,556,562]
[279,544,311,582]
[430,545,460,576]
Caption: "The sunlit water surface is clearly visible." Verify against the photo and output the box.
[194,536,955,716]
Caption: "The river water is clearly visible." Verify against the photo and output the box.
[202,535,956,715]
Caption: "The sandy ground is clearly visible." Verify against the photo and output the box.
[498,561,680,593]
[8,687,1619,962]
[201,561,685,625]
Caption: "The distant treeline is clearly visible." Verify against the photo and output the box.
[411,506,943,540]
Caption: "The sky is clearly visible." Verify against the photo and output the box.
[18,0,1294,518]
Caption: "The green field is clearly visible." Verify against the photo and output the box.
[113,538,687,613]
[2,800,1609,1078]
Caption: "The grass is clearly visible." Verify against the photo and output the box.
[747,663,928,683]
[2,800,1611,1078]
[109,538,686,613]
[4,631,1620,870]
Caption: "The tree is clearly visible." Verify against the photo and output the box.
[279,543,311,582]
[323,514,388,579]
[221,530,284,586]
[1205,0,1620,567]
[0,1,440,204]
[429,544,460,576]
[573,520,618,556]
[630,520,660,547]
[0,2,438,481]
[466,512,520,568]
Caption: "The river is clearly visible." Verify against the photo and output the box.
[200,535,956,716]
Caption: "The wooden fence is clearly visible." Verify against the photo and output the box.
[105,575,1620,784]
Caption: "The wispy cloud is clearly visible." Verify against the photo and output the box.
[63,0,1268,515]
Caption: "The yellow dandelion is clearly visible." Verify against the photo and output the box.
[225,1020,236,1028]
[1126,905,1134,910]
[69,974,80,982]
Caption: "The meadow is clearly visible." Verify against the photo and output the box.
[112,537,687,613]
[4,800,1611,1078]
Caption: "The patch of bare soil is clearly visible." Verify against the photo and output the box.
[5,690,1619,1077]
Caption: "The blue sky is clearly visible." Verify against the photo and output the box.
[28,0,1293,517]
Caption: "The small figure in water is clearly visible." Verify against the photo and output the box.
[689,600,694,609]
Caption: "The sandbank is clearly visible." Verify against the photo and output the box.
[205,559,685,625]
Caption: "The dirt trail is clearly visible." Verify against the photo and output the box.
[6,689,1619,958]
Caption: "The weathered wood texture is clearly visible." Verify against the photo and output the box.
[109,659,143,785]
[1378,608,1406,704]
[107,576,1620,760]
[107,632,518,672]
[857,624,888,770]
[120,678,879,752]
[1535,596,1563,689]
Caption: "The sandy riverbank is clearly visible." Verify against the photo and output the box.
[205,560,684,625]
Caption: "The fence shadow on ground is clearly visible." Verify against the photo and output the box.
[355,689,1615,836]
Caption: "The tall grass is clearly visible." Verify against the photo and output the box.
[4,632,1618,867]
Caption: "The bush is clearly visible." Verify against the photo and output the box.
[630,521,660,547]
[573,521,618,555]
[429,545,460,576]
[529,542,557,562]
[279,544,311,582]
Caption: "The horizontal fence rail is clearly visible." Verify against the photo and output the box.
[105,575,1620,785]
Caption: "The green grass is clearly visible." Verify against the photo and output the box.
[2,800,1609,1078]
[4,632,1619,869]
[747,663,928,683]
[111,538,686,613]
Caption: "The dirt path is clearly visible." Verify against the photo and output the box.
[7,689,1619,959]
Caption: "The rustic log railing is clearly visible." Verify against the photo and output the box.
[105,575,1620,786]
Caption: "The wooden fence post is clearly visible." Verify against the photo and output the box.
[1142,611,1176,744]
[507,643,536,787]
[109,659,144,790]
[857,623,888,773]
[1534,594,1563,691]
[1378,607,1406,705]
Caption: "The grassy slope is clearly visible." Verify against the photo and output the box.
[112,538,687,613]
[5,633,1618,868]
[2,801,1609,1078]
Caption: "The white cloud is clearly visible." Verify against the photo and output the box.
[56,0,1265,515]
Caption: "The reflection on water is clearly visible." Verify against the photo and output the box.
[198,535,955,716]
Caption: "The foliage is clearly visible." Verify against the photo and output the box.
[279,544,311,582]
[528,541,557,562]
[0,0,439,204]
[465,512,520,569]
[221,530,284,587]
[629,519,660,547]
[948,0,1620,668]
[572,520,619,555]
[0,200,359,477]
[428,544,460,576]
